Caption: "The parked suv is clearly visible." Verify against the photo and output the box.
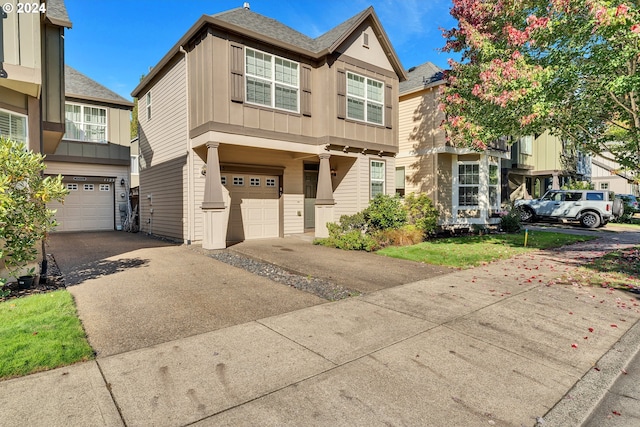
[515,190,624,228]
[615,194,639,214]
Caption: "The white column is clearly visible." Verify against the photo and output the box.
[315,153,335,238]
[202,142,227,249]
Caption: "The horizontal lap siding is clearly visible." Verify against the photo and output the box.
[138,56,188,240]
[283,194,304,235]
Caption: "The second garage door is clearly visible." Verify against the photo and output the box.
[224,174,279,241]
[49,182,114,232]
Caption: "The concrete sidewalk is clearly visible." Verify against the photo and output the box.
[1,233,639,426]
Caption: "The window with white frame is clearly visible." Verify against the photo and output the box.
[250,177,261,186]
[458,163,480,207]
[0,109,28,144]
[99,184,111,191]
[64,103,107,142]
[130,155,139,175]
[266,178,276,187]
[221,176,227,185]
[347,72,384,125]
[599,182,609,190]
[67,183,78,191]
[146,92,152,120]
[370,160,385,198]
[233,176,244,186]
[84,184,94,191]
[519,135,533,155]
[245,48,299,112]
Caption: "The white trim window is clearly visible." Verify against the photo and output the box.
[130,155,139,175]
[519,135,533,155]
[599,182,609,190]
[370,160,386,198]
[0,109,28,144]
[458,162,480,207]
[347,71,384,125]
[146,92,152,121]
[245,48,299,112]
[64,103,107,143]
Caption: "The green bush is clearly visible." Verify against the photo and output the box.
[403,193,439,236]
[315,224,379,252]
[499,209,522,233]
[612,205,636,223]
[363,194,407,231]
[375,224,424,247]
[0,137,67,296]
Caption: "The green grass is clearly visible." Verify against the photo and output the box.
[554,246,640,291]
[377,230,596,268]
[0,290,94,380]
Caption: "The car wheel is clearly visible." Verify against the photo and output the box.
[580,212,601,228]
[612,198,624,217]
[517,206,534,222]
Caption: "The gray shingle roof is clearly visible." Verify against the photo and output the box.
[45,0,72,28]
[212,7,370,53]
[400,62,445,94]
[65,66,133,107]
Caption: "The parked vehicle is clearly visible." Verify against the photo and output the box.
[515,190,624,228]
[615,194,639,214]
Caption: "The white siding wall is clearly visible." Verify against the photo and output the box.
[283,194,304,234]
[138,57,188,240]
[45,161,129,230]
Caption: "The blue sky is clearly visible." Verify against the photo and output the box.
[63,0,457,100]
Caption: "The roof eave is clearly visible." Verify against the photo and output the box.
[66,94,134,108]
[400,79,446,97]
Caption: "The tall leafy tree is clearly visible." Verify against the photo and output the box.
[441,0,640,175]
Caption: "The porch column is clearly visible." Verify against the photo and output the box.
[202,142,227,249]
[315,153,335,238]
[551,172,560,190]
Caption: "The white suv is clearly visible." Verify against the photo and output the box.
[515,190,624,228]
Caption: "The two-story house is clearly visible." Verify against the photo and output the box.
[45,66,134,232]
[132,5,406,249]
[396,62,510,228]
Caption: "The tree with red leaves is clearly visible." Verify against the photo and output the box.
[441,0,640,175]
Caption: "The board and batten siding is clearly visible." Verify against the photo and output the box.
[138,55,188,240]
[45,161,129,230]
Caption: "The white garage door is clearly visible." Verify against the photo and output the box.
[49,182,114,231]
[224,174,279,241]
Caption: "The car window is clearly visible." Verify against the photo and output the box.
[586,192,604,201]
[542,192,562,201]
[564,192,582,201]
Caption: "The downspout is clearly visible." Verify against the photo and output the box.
[39,89,47,283]
[180,46,193,245]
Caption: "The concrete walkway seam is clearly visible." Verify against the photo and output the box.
[541,316,640,426]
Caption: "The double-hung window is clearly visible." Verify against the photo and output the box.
[370,160,386,198]
[489,163,499,210]
[64,103,107,143]
[347,72,383,125]
[458,163,479,207]
[0,109,28,144]
[245,48,299,112]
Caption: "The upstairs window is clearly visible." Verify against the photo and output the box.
[245,48,299,112]
[0,109,27,144]
[347,72,383,125]
[64,104,107,143]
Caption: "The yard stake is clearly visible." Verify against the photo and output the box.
[524,229,529,247]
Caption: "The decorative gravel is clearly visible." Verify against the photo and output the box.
[208,250,359,301]
[0,254,66,302]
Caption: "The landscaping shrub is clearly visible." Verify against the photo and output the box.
[612,205,636,223]
[363,194,407,231]
[375,224,424,247]
[317,224,379,251]
[403,192,439,236]
[499,208,522,233]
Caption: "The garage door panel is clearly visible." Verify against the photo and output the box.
[223,174,279,241]
[51,182,114,232]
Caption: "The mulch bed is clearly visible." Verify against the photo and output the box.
[0,254,66,302]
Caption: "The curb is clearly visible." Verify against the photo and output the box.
[541,317,640,426]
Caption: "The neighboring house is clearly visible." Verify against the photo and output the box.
[0,0,71,154]
[396,62,510,227]
[590,152,638,196]
[132,5,406,248]
[45,66,134,232]
[0,0,71,278]
[504,132,591,200]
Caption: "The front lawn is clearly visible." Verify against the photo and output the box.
[0,290,94,380]
[377,230,595,268]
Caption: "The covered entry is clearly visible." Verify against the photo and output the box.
[222,173,280,241]
[48,176,115,231]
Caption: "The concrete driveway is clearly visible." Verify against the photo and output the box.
[47,232,325,357]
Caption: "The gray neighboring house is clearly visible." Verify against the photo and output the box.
[46,66,135,232]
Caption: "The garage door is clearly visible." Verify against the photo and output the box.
[49,182,114,231]
[224,174,279,241]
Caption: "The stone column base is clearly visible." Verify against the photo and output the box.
[202,209,227,249]
[314,204,335,238]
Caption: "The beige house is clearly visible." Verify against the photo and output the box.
[132,5,406,248]
[590,153,638,196]
[0,0,71,154]
[45,66,134,232]
[396,62,510,227]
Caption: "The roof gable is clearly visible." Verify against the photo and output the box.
[65,66,133,107]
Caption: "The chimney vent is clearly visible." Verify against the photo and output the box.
[243,2,250,9]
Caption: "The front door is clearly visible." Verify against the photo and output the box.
[304,170,318,229]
